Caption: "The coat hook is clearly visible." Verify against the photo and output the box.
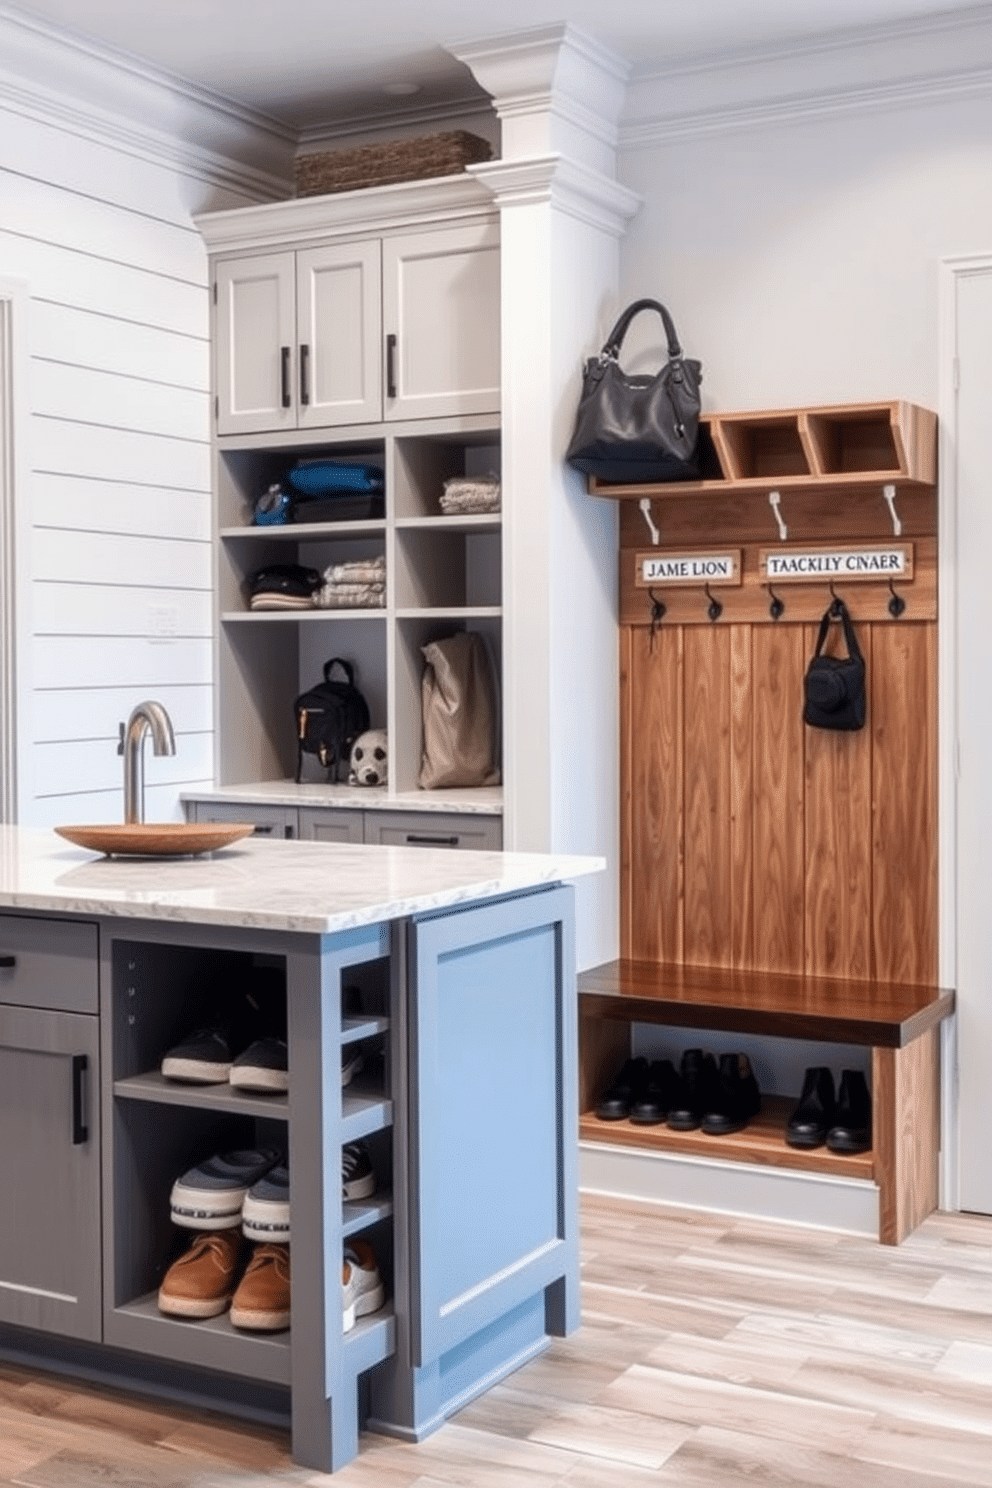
[639,496,660,546]
[882,483,902,537]
[888,578,906,618]
[766,583,785,620]
[769,489,787,541]
[649,588,666,650]
[828,581,845,618]
[705,583,722,622]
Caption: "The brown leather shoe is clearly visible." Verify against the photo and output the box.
[230,1242,291,1332]
[158,1230,246,1318]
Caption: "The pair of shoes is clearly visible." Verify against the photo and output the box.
[170,1148,290,1243]
[786,1067,872,1153]
[342,1140,376,1200]
[342,1239,385,1332]
[595,1050,760,1134]
[157,1231,291,1331]
[162,1028,289,1094]
[341,1044,364,1087]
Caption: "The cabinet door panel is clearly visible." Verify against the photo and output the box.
[366,810,501,851]
[187,800,298,838]
[297,241,382,428]
[298,806,364,843]
[407,887,577,1365]
[0,1006,100,1340]
[215,252,296,436]
[383,223,500,421]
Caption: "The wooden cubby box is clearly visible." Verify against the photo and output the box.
[589,400,937,497]
[578,961,954,1245]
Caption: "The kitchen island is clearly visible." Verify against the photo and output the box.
[0,826,600,1472]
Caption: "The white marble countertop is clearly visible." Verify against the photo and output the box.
[180,781,503,815]
[0,827,602,935]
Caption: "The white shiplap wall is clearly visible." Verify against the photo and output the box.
[0,11,293,826]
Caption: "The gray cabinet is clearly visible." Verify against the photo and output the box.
[186,798,501,851]
[0,914,101,1340]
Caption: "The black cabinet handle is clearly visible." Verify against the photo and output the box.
[72,1054,88,1145]
[0,954,15,968]
[406,834,459,847]
[280,345,291,408]
[300,343,310,405]
[386,333,397,400]
[253,823,275,836]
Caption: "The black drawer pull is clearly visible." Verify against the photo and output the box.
[406,834,460,847]
[280,345,291,408]
[300,342,310,404]
[0,954,15,968]
[72,1054,88,1145]
[253,823,275,835]
[386,333,397,400]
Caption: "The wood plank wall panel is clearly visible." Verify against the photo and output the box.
[751,624,806,973]
[803,619,873,981]
[683,626,733,967]
[0,92,233,825]
[871,623,938,985]
[624,625,684,962]
[621,615,937,983]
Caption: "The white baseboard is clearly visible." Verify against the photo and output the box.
[579,1141,879,1237]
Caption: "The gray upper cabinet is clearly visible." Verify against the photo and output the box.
[214,221,499,438]
[0,915,101,1341]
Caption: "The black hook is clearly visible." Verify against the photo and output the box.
[888,578,906,618]
[767,584,785,621]
[829,581,845,619]
[705,583,722,622]
[649,588,666,651]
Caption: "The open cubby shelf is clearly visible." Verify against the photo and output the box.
[589,400,937,498]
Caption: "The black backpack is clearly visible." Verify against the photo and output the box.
[294,658,371,783]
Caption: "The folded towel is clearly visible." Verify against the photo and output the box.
[324,557,386,584]
[314,583,386,609]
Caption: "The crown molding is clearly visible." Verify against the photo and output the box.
[622,3,992,148]
[298,96,496,151]
[195,173,498,253]
[0,3,295,199]
[470,155,640,238]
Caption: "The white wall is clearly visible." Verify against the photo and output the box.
[0,10,291,825]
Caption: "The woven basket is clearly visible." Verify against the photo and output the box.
[295,131,492,198]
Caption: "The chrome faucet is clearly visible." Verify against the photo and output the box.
[118,702,176,823]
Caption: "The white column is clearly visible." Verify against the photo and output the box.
[450,26,640,968]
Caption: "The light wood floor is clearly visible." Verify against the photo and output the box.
[3,1194,992,1486]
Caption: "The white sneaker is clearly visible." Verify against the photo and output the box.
[341,1239,385,1333]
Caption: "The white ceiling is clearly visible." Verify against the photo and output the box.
[6,0,986,129]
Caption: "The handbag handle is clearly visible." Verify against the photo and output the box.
[323,657,356,685]
[812,599,864,663]
[600,298,683,363]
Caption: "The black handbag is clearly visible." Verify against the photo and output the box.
[565,298,702,484]
[294,658,371,783]
[803,600,867,732]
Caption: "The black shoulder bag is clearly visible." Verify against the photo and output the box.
[803,600,867,732]
[294,658,371,782]
[565,298,702,484]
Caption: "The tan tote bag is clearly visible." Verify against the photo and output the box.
[419,632,501,789]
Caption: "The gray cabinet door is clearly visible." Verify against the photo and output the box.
[188,800,299,838]
[405,885,577,1367]
[0,1005,101,1340]
[298,807,365,844]
[365,810,501,851]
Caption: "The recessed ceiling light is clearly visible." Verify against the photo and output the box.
[383,81,420,96]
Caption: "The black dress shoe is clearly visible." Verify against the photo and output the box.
[595,1056,649,1120]
[826,1070,872,1153]
[701,1053,761,1135]
[666,1049,718,1131]
[786,1066,836,1148]
[629,1059,680,1125]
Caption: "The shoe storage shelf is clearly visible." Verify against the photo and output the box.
[578,960,954,1245]
[195,180,504,823]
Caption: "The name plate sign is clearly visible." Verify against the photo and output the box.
[636,549,742,588]
[760,543,914,583]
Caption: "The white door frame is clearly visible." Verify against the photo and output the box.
[938,251,992,1213]
[0,278,31,824]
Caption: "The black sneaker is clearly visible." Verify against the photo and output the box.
[229,1036,288,1093]
[161,1026,233,1084]
[342,1141,376,1200]
[242,1161,290,1244]
[170,1147,283,1230]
